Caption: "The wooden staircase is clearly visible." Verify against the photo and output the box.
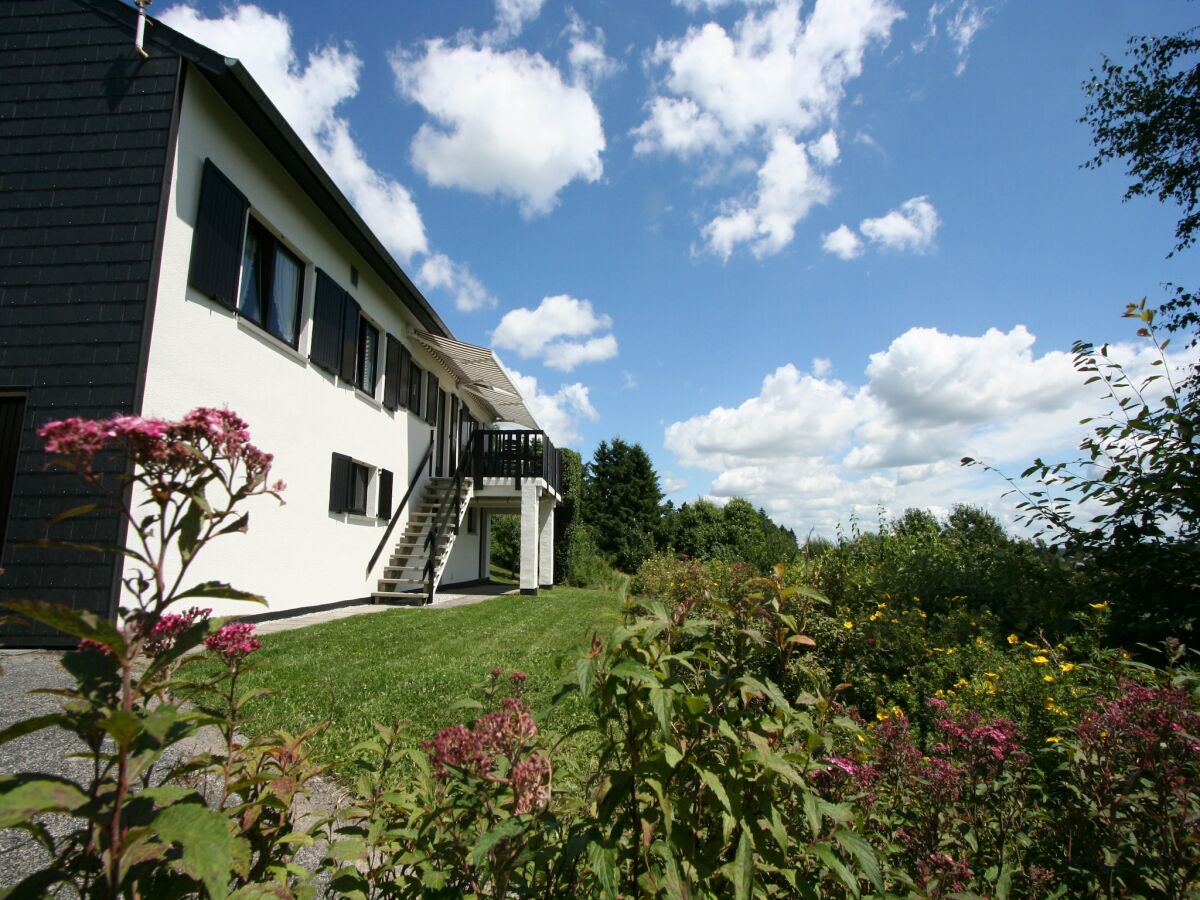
[371,476,472,603]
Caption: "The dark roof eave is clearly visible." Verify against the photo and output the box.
[209,62,450,338]
[84,0,451,338]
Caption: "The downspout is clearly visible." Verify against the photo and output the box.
[134,0,151,59]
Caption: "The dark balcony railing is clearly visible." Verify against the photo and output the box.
[472,429,562,495]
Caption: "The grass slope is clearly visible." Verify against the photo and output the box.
[238,587,623,774]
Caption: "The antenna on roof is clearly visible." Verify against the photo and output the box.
[133,0,151,59]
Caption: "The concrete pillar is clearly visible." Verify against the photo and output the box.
[538,497,554,589]
[519,481,539,595]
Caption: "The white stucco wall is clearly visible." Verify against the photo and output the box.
[133,67,489,617]
[441,503,483,586]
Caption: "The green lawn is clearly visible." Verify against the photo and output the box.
[237,586,624,778]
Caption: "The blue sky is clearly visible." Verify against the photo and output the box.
[157,0,1198,535]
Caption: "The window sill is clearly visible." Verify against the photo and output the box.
[346,513,385,526]
[236,317,306,364]
[354,388,381,410]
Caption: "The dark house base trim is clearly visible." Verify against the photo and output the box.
[520,588,538,596]
[235,596,372,624]
[438,577,493,590]
[539,584,553,591]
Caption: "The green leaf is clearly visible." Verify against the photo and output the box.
[834,828,881,892]
[153,802,247,897]
[663,745,683,769]
[3,599,124,655]
[472,817,525,867]
[178,499,205,564]
[649,686,673,738]
[0,776,89,828]
[696,767,732,815]
[587,841,619,900]
[100,709,144,745]
[0,714,71,748]
[731,826,754,900]
[609,660,659,686]
[173,581,266,605]
[813,843,859,898]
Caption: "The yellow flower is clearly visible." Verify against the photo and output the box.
[877,602,887,609]
[1032,655,1049,665]
[891,705,904,719]
[1046,736,1062,744]
[1044,675,1055,683]
[1023,641,1039,650]
[1060,663,1076,673]
[955,678,969,689]
[975,636,985,647]
[1007,634,1019,645]
[843,621,854,630]
[1089,602,1109,611]
[985,672,998,679]
[876,710,889,721]
[945,647,956,655]
[869,611,882,622]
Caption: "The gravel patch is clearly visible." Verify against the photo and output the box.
[0,649,346,893]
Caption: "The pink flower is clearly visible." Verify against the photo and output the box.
[142,606,210,657]
[204,621,261,664]
[511,754,552,814]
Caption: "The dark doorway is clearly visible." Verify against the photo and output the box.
[0,395,25,560]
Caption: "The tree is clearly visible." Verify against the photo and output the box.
[490,513,520,576]
[583,438,663,572]
[553,448,583,583]
[1082,26,1200,256]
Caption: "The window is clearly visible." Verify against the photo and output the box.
[425,373,439,427]
[238,218,303,347]
[356,316,379,395]
[407,359,424,416]
[330,452,374,517]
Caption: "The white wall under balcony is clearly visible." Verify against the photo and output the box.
[133,66,489,618]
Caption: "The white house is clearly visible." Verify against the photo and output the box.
[0,0,562,645]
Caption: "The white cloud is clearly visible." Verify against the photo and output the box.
[664,324,1187,535]
[543,334,619,371]
[490,0,545,43]
[702,131,833,259]
[623,370,638,389]
[393,41,605,217]
[921,1,992,75]
[812,357,833,377]
[503,367,598,446]
[565,13,620,88]
[808,130,840,166]
[673,0,772,11]
[491,294,617,371]
[633,97,729,158]
[859,195,941,252]
[417,253,496,312]
[663,475,689,494]
[160,4,428,262]
[822,224,863,259]
[638,0,902,155]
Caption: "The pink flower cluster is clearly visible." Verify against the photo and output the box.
[1076,681,1200,801]
[423,696,552,815]
[141,606,210,657]
[927,697,1026,776]
[38,407,281,488]
[204,621,261,665]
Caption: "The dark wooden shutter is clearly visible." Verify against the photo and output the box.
[383,334,402,411]
[188,159,248,310]
[0,395,25,557]
[377,468,393,519]
[310,269,344,374]
[329,452,352,513]
[398,345,412,410]
[425,373,439,426]
[409,363,423,416]
[339,294,360,384]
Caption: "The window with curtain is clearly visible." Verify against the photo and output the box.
[356,316,379,395]
[237,217,303,347]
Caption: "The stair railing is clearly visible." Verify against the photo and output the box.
[423,430,480,604]
[366,430,435,577]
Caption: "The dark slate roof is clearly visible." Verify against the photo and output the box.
[87,0,453,339]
